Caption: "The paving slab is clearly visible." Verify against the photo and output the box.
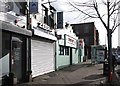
[17,60,107,86]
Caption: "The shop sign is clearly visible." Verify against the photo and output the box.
[33,21,54,35]
[79,39,84,48]
[32,17,52,33]
[32,17,57,40]
[65,34,76,48]
[37,22,50,31]
[29,0,38,14]
[33,26,54,36]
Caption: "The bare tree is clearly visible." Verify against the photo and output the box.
[67,0,120,82]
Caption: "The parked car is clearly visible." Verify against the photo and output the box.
[115,54,120,64]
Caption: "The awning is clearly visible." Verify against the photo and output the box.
[12,37,22,43]
[0,20,32,36]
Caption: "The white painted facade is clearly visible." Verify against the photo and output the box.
[0,5,26,29]
[0,1,26,82]
[56,25,78,40]
[30,0,57,77]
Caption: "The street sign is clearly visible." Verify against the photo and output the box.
[29,0,38,14]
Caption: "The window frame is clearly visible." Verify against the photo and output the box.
[59,45,64,55]
[65,46,69,55]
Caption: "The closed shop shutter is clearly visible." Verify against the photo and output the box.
[31,38,55,77]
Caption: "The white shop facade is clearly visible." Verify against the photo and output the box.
[31,17,57,77]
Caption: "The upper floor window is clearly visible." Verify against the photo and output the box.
[48,11,54,28]
[42,4,48,24]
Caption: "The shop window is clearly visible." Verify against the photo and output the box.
[11,36,22,81]
[65,47,69,55]
[2,32,10,77]
[59,45,64,55]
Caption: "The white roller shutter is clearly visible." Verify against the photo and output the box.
[31,38,55,77]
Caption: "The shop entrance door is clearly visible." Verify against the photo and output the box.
[11,36,22,83]
[70,48,72,65]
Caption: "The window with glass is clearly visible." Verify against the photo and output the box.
[48,11,54,28]
[42,4,48,24]
[65,47,69,55]
[11,36,22,81]
[59,45,64,55]
[2,32,10,77]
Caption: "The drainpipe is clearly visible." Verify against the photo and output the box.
[26,1,32,82]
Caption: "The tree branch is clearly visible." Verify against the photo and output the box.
[67,0,120,34]
[102,0,107,5]
[112,23,120,33]
[68,1,98,18]
[109,0,119,16]
[111,13,118,31]
[93,2,108,30]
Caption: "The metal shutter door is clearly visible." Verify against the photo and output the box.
[31,39,54,77]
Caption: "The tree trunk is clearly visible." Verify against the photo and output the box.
[107,29,113,82]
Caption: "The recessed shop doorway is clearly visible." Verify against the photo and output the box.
[70,48,72,65]
[11,36,22,83]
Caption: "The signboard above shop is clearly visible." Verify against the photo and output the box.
[37,22,51,31]
[79,39,84,49]
[31,17,57,41]
[65,34,77,48]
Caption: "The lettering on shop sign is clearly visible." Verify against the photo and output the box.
[65,35,76,48]
[37,22,50,31]
[79,39,84,48]
[68,38,75,45]
[33,26,54,36]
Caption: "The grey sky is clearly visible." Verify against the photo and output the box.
[51,0,118,48]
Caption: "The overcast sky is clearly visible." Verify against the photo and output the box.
[51,0,118,48]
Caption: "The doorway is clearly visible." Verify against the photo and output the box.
[11,36,22,83]
[70,48,72,65]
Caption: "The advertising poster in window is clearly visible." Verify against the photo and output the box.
[96,50,105,63]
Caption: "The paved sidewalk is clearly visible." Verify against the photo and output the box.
[17,60,107,86]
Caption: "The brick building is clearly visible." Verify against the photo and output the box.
[72,22,99,59]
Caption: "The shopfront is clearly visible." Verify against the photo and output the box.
[65,34,79,65]
[31,18,57,77]
[1,20,32,85]
[55,33,78,70]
